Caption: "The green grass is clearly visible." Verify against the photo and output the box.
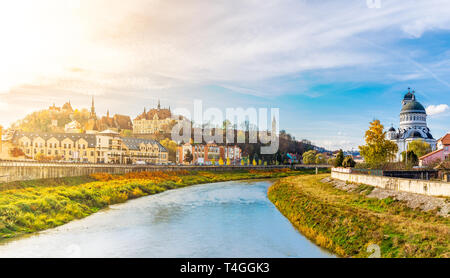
[0,176,97,191]
[0,168,323,241]
[268,174,450,258]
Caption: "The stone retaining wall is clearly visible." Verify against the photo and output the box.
[331,168,450,197]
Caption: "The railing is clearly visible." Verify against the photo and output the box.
[351,168,384,176]
[332,167,439,180]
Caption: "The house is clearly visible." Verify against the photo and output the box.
[419,133,450,166]
[5,130,168,164]
[176,143,242,165]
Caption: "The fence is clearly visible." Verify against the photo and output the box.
[335,167,439,181]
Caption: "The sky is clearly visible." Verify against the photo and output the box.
[0,0,449,150]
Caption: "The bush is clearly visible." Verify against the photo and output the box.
[327,158,335,166]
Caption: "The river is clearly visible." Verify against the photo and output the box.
[0,180,334,258]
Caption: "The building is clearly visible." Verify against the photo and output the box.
[5,130,168,164]
[121,137,169,164]
[64,120,83,133]
[13,131,97,162]
[85,97,133,133]
[176,143,242,165]
[419,133,450,166]
[387,89,437,161]
[133,100,182,134]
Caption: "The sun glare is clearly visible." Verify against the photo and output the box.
[0,1,84,92]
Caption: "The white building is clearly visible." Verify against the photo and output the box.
[387,89,437,161]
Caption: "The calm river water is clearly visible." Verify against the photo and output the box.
[0,180,334,258]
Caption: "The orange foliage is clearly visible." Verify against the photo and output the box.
[90,171,186,183]
[249,168,291,174]
[89,173,114,181]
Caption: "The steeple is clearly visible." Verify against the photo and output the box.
[157,99,161,110]
[90,96,96,119]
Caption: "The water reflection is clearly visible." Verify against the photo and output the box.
[0,180,334,258]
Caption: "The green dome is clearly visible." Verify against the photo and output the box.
[401,101,426,113]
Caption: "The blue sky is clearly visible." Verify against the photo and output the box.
[0,0,449,150]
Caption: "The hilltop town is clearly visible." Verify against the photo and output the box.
[0,98,321,165]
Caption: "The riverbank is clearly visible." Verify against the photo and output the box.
[268,174,449,258]
[0,168,326,240]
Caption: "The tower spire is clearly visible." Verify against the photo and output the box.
[90,96,96,118]
[157,99,161,110]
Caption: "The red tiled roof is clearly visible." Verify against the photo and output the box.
[438,133,450,145]
[135,108,171,121]
[419,148,443,160]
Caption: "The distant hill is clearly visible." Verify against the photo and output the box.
[11,107,91,133]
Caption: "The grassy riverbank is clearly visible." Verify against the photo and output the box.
[268,174,449,258]
[0,168,327,240]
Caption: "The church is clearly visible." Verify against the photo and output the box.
[133,100,182,134]
[387,88,437,161]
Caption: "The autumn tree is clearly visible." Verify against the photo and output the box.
[359,120,398,168]
[184,149,193,164]
[302,150,317,165]
[160,138,178,162]
[407,140,431,159]
[9,147,25,157]
[315,153,326,164]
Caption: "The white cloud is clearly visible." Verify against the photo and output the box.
[2,0,450,127]
[426,104,449,116]
[2,0,450,96]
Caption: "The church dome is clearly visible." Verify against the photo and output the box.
[403,92,414,101]
[407,131,424,138]
[401,100,426,113]
[388,126,396,132]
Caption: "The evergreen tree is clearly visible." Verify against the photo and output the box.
[334,149,344,167]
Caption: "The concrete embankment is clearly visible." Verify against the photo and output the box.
[331,168,450,197]
[0,161,329,183]
[268,174,449,258]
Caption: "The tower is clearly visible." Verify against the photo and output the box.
[157,99,161,110]
[90,96,96,119]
